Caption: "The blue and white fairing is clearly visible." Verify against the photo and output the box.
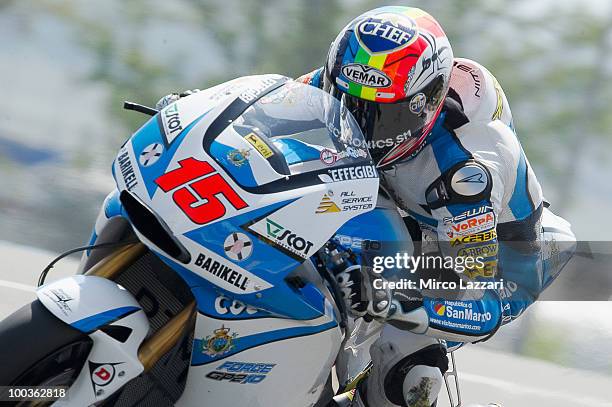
[104,75,394,405]
[75,75,420,406]
[109,76,380,321]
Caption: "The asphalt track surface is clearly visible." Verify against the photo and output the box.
[0,241,610,407]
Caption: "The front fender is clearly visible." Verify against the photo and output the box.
[37,275,149,405]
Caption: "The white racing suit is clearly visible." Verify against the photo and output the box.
[298,58,577,407]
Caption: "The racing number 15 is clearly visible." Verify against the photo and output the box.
[155,158,248,225]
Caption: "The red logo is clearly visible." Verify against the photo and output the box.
[89,362,119,387]
[94,367,111,382]
[320,149,337,165]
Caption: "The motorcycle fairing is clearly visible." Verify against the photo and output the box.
[59,76,387,406]
[37,276,149,406]
[111,75,380,320]
[190,297,338,367]
[176,311,342,407]
[177,259,343,406]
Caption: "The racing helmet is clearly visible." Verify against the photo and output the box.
[323,6,454,167]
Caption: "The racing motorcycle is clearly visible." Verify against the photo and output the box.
[0,75,466,406]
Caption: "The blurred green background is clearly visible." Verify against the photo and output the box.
[1,0,611,374]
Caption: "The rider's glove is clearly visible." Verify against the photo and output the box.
[335,264,392,321]
[155,89,201,110]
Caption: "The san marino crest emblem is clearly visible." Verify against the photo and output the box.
[227,149,250,167]
[202,325,238,356]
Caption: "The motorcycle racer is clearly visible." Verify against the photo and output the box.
[295,6,576,407]
[155,7,576,406]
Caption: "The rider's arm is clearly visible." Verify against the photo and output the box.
[422,122,507,342]
[295,67,324,88]
[395,62,546,343]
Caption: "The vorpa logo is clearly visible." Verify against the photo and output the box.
[264,218,313,258]
[341,64,391,88]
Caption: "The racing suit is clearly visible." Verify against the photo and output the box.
[298,58,577,406]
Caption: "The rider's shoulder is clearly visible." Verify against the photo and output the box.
[295,67,324,88]
[449,57,513,127]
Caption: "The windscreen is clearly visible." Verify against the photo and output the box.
[230,81,373,175]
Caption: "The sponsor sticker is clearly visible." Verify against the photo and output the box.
[341,63,391,88]
[116,148,139,192]
[42,288,74,316]
[443,205,494,224]
[206,361,276,385]
[194,252,251,291]
[457,243,498,258]
[499,279,518,300]
[316,193,341,213]
[327,165,378,182]
[227,149,251,167]
[446,212,495,237]
[88,361,123,391]
[339,190,374,211]
[223,232,253,262]
[356,13,418,54]
[319,147,368,166]
[161,103,183,143]
[139,143,164,167]
[316,190,374,214]
[263,218,314,258]
[409,92,426,114]
[202,325,238,356]
[450,230,497,247]
[450,163,489,196]
[215,295,258,316]
[91,365,115,386]
[238,77,279,103]
[464,260,497,279]
[245,133,274,158]
[434,302,446,316]
[431,300,492,324]
[454,61,482,98]
[333,234,381,251]
[404,65,416,95]
[320,149,337,166]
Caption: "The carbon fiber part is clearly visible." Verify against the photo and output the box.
[103,251,195,407]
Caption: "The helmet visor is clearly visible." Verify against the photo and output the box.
[340,74,446,166]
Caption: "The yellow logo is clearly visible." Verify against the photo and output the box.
[491,76,504,120]
[464,261,497,279]
[316,194,341,214]
[245,133,274,158]
[451,230,497,247]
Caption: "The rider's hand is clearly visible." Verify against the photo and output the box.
[335,265,392,321]
[155,89,201,110]
[386,297,429,333]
